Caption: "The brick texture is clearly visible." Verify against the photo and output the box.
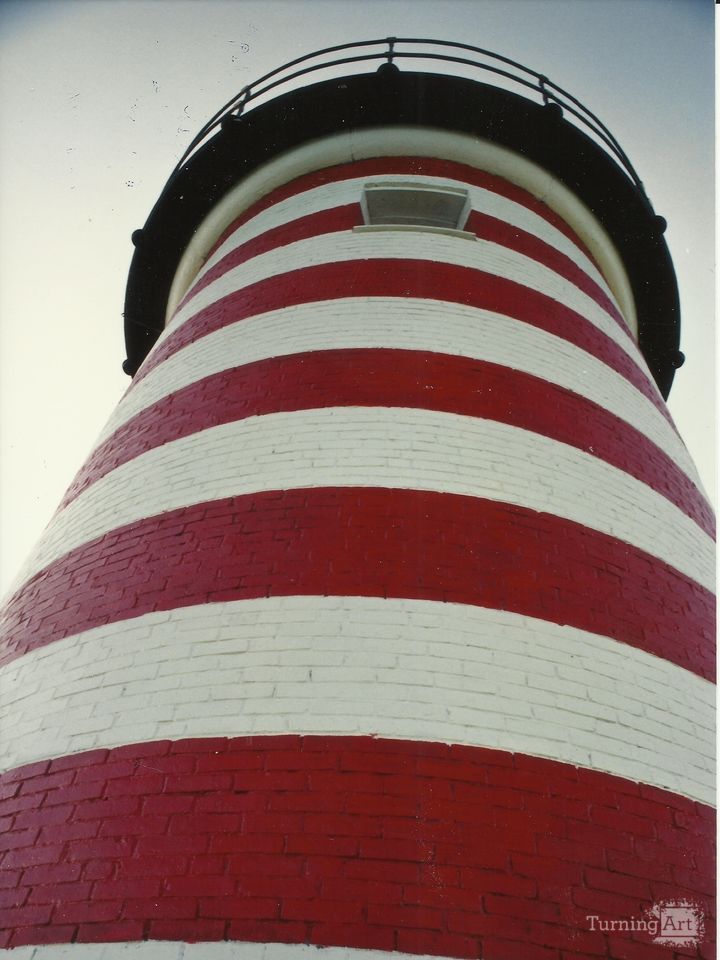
[177,199,624,334]
[0,736,713,957]
[60,349,713,535]
[1,155,714,960]
[201,156,600,270]
[3,596,713,802]
[0,487,714,677]
[137,260,663,418]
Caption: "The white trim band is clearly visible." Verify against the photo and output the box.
[165,127,637,333]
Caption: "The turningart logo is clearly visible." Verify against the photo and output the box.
[586,900,705,949]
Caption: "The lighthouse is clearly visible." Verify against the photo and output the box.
[0,38,714,959]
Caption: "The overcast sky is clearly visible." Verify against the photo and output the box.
[0,0,714,596]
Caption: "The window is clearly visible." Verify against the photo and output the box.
[356,181,474,237]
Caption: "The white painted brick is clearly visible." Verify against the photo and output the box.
[169,232,631,363]
[98,298,687,482]
[18,408,713,596]
[2,597,713,804]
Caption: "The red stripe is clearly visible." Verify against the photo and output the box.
[177,204,360,311]
[137,261,667,427]
[62,349,714,537]
[206,156,598,267]
[466,210,627,330]
[177,204,625,337]
[2,488,713,678]
[0,737,713,954]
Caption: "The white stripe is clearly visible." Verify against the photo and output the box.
[167,231,638,363]
[198,172,617,306]
[0,944,452,959]
[1,597,714,803]
[96,299,697,485]
[15,408,713,593]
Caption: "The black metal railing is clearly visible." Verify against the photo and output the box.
[170,37,647,204]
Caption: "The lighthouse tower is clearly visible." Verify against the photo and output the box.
[0,40,714,959]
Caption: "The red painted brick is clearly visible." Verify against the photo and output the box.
[226,919,308,944]
[448,912,514,936]
[0,887,29,909]
[0,793,39,818]
[485,894,561,922]
[81,860,113,881]
[0,869,22,890]
[123,897,197,919]
[167,812,239,834]
[71,796,140,822]
[0,828,39,853]
[359,836,433,862]
[98,814,168,837]
[116,855,188,878]
[265,750,340,771]
[2,844,64,870]
[134,833,208,857]
[196,751,265,772]
[321,877,402,904]
[235,771,308,792]
[104,773,165,797]
[200,896,279,920]
[18,771,73,795]
[65,837,133,862]
[146,918,225,940]
[52,899,122,924]
[1,903,54,926]
[75,921,146,943]
[566,821,634,854]
[107,740,171,761]
[572,887,649,916]
[398,928,481,958]
[43,781,105,806]
[250,877,322,901]
[28,881,93,904]
[8,925,77,948]
[92,878,162,900]
[590,805,658,838]
[164,771,234,793]
[282,898,363,923]
[0,737,713,954]
[9,492,709,683]
[74,759,136,783]
[584,867,652,900]
[3,760,49,782]
[460,868,538,898]
[311,921,396,952]
[141,794,195,815]
[209,833,284,855]
[163,876,234,898]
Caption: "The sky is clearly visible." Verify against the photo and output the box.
[0,0,714,597]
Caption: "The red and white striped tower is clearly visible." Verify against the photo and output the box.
[0,41,714,960]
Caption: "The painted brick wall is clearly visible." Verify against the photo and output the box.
[0,737,714,957]
[0,154,714,958]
